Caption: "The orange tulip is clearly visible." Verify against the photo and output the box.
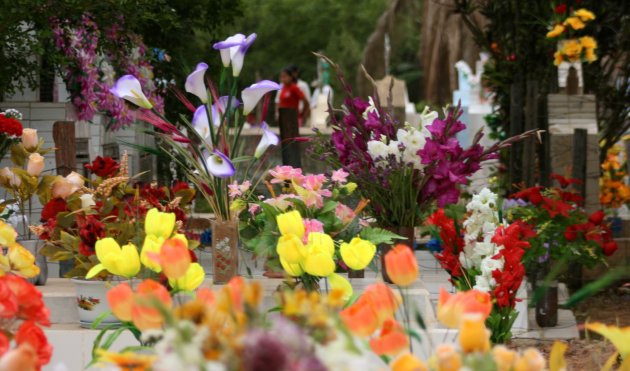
[435,344,462,371]
[107,282,134,322]
[437,288,492,328]
[225,276,245,311]
[340,298,380,337]
[131,280,172,331]
[158,238,191,280]
[196,288,215,306]
[384,244,418,286]
[362,282,400,324]
[369,318,409,356]
[391,353,428,371]
[458,313,491,353]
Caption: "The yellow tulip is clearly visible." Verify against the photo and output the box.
[306,232,335,256]
[280,257,303,277]
[458,313,490,353]
[434,344,462,371]
[304,244,335,277]
[277,234,306,264]
[86,238,140,279]
[0,221,17,247]
[144,208,176,239]
[172,233,189,248]
[327,273,353,302]
[391,353,428,371]
[169,262,205,291]
[549,341,567,371]
[7,243,39,278]
[574,8,595,22]
[586,322,630,359]
[141,235,165,272]
[546,24,565,38]
[513,348,546,371]
[276,210,304,238]
[340,237,376,270]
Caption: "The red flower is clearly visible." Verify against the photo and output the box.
[554,3,567,14]
[76,215,106,257]
[0,333,8,355]
[551,173,582,189]
[602,241,618,256]
[511,186,544,205]
[171,181,190,194]
[85,156,120,178]
[560,190,583,205]
[542,197,573,218]
[0,115,23,137]
[427,210,465,277]
[564,225,578,241]
[15,321,52,368]
[588,210,605,226]
[40,198,67,222]
[3,276,50,326]
[0,279,18,318]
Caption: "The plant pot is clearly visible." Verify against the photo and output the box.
[72,277,128,329]
[380,226,415,283]
[19,239,48,286]
[535,280,558,328]
[212,219,239,284]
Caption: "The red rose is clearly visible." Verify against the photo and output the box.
[588,210,605,225]
[15,321,52,368]
[554,3,567,14]
[85,156,120,178]
[76,215,106,257]
[3,276,50,326]
[0,115,23,137]
[603,241,618,256]
[40,198,67,222]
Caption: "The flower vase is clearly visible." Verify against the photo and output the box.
[72,277,128,328]
[380,226,415,283]
[535,280,558,328]
[212,219,239,284]
[19,239,48,286]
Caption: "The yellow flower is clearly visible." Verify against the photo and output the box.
[554,51,565,66]
[144,208,176,239]
[584,48,597,63]
[434,344,462,371]
[86,238,140,279]
[391,353,428,371]
[549,341,567,371]
[493,345,519,371]
[169,262,205,291]
[327,273,353,302]
[277,234,306,264]
[574,8,595,22]
[280,257,304,277]
[0,221,17,247]
[7,243,39,278]
[514,348,546,371]
[340,237,376,270]
[579,36,597,50]
[586,322,630,358]
[276,210,304,238]
[564,16,585,30]
[562,39,583,62]
[141,235,165,272]
[306,232,335,256]
[304,244,335,277]
[458,313,490,353]
[97,349,155,371]
[344,182,357,194]
[546,24,565,38]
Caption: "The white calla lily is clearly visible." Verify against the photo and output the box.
[192,106,212,139]
[230,33,257,77]
[205,150,235,178]
[185,63,209,103]
[241,80,281,115]
[110,75,153,109]
[254,122,279,158]
[212,34,246,68]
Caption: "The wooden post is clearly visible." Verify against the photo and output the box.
[538,94,551,187]
[568,128,588,291]
[52,121,76,176]
[509,80,524,190]
[523,80,538,187]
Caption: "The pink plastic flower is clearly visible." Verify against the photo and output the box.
[302,219,325,243]
[331,169,349,184]
[335,203,356,225]
[269,166,304,184]
[228,180,251,199]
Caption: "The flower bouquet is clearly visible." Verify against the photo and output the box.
[599,145,630,211]
[110,33,281,282]
[33,154,195,278]
[0,109,24,163]
[546,6,597,65]
[426,188,534,343]
[236,165,399,278]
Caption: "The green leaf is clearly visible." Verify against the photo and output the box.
[231,155,255,163]
[359,227,404,245]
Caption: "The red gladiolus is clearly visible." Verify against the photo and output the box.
[15,321,52,368]
[85,156,120,178]
[588,210,605,225]
[511,186,544,205]
[551,173,582,189]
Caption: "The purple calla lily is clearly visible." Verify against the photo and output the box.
[110,75,153,109]
[185,63,209,103]
[213,34,246,68]
[242,80,281,115]
[206,150,235,178]
[192,106,212,139]
[254,122,280,158]
[231,33,257,77]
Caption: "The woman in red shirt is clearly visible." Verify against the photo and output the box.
[276,68,310,168]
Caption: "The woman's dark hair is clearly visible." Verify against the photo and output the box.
[281,67,297,83]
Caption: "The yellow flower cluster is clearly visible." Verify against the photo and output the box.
[547,8,596,38]
[600,146,630,209]
[0,221,40,278]
[553,36,598,66]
